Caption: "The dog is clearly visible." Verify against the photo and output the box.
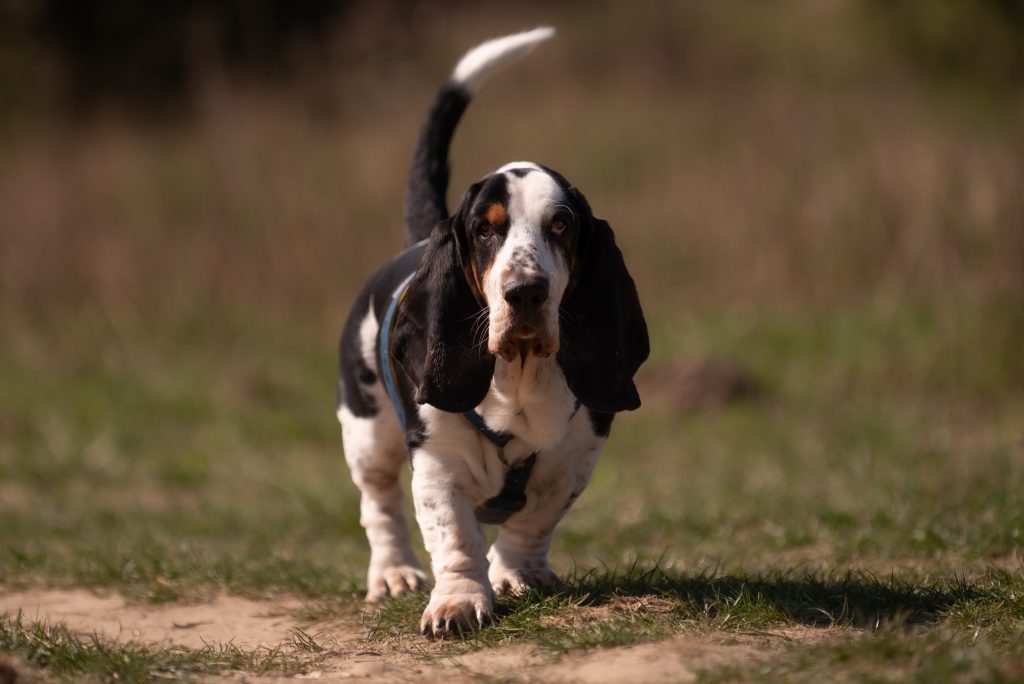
[336,27,648,638]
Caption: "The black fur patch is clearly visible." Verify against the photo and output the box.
[356,358,377,386]
[391,193,495,413]
[547,171,649,413]
[466,175,511,292]
[404,80,471,247]
[405,420,426,452]
[587,409,614,437]
[337,288,379,418]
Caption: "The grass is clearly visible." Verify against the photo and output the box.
[363,563,1023,647]
[2,301,1023,680]
[4,567,1022,680]
[703,626,1024,683]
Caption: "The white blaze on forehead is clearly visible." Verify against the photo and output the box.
[496,161,543,175]
[504,168,564,224]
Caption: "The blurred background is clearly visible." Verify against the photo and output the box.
[2,0,1022,350]
[1,0,1023,587]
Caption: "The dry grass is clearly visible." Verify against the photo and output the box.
[1,1,1021,345]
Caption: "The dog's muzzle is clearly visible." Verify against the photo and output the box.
[494,275,558,361]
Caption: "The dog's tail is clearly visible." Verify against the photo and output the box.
[403,27,555,247]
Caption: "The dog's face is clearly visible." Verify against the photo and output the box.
[393,162,649,414]
[461,163,580,363]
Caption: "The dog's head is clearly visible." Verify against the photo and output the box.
[393,163,649,414]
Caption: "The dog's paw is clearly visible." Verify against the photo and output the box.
[489,563,560,597]
[419,579,494,639]
[366,564,430,603]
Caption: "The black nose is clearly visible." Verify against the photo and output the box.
[503,277,549,318]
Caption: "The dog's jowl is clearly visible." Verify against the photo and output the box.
[336,27,648,638]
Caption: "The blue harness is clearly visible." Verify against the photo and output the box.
[378,273,578,524]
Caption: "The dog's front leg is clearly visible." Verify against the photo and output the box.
[488,442,603,596]
[411,448,494,638]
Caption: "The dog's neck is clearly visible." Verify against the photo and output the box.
[475,352,578,453]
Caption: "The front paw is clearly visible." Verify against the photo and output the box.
[419,578,494,639]
[489,562,560,597]
[366,563,429,603]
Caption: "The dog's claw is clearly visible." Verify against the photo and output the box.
[420,586,494,639]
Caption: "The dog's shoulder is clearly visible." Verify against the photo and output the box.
[337,240,427,419]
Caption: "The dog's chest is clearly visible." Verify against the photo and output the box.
[476,355,578,453]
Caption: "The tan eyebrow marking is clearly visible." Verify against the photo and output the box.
[469,261,487,303]
[485,202,507,226]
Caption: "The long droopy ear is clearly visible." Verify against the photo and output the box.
[557,190,650,412]
[391,196,494,413]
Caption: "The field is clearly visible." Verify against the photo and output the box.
[1,1,1023,681]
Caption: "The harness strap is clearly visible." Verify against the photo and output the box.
[379,272,417,431]
[463,408,513,447]
[471,398,580,525]
[378,271,582,525]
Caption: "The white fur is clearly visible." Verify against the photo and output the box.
[497,161,543,174]
[477,348,578,452]
[452,28,555,94]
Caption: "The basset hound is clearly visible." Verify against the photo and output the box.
[336,27,649,638]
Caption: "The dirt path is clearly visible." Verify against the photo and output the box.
[0,589,830,682]
[0,589,310,650]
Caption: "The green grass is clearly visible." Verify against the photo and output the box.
[345,561,1024,682]
[2,298,1022,680]
[362,563,1023,648]
[703,624,1024,683]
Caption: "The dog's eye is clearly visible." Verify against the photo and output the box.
[551,219,567,236]
[478,223,494,239]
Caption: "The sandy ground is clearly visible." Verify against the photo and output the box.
[0,588,833,682]
[0,589,308,650]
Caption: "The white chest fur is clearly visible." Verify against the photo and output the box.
[417,353,591,504]
[476,354,578,455]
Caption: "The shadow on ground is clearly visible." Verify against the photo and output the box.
[496,564,979,629]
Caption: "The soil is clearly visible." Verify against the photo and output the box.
[0,589,837,683]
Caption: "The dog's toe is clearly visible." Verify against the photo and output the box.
[366,564,430,602]
[490,567,560,597]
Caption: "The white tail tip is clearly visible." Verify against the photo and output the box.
[451,27,556,94]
